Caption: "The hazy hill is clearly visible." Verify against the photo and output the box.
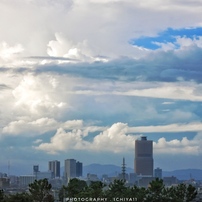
[163,169,202,180]
[2,163,202,180]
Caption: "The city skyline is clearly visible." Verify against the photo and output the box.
[0,0,202,174]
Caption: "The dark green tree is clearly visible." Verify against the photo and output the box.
[169,184,185,202]
[28,178,54,202]
[146,178,168,202]
[58,178,197,202]
[130,185,147,201]
[59,178,88,200]
[5,192,33,202]
[58,185,68,202]
[89,181,105,197]
[106,179,131,200]
[0,189,5,201]
[168,183,197,202]
[185,184,197,202]
[66,178,88,197]
[78,181,106,198]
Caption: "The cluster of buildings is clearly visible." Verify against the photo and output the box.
[100,136,176,187]
[0,136,201,193]
[0,159,83,190]
[19,159,83,188]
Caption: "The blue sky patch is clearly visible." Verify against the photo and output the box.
[130,27,202,50]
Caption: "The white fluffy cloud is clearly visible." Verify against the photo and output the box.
[154,136,202,155]
[47,33,98,62]
[1,118,86,137]
[176,36,202,49]
[11,74,75,118]
[2,118,58,136]
[35,128,90,154]
[35,122,138,154]
[0,0,202,171]
[0,42,24,61]
[35,122,202,155]
[0,0,201,66]
[89,122,136,153]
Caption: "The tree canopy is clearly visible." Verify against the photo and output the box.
[28,178,54,202]
[0,178,198,202]
[59,178,197,202]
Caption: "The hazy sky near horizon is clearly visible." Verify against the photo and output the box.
[0,0,202,175]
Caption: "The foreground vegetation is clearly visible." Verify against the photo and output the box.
[0,178,54,202]
[59,178,197,202]
[0,178,198,202]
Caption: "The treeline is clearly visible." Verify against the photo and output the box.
[59,178,197,202]
[0,178,198,202]
[0,179,54,202]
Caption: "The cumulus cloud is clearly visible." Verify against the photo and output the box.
[0,42,24,67]
[0,0,201,67]
[35,122,202,155]
[35,122,138,154]
[0,0,202,170]
[11,74,75,118]
[47,33,100,62]
[0,42,24,60]
[89,122,136,153]
[155,36,202,51]
[176,36,202,49]
[2,118,58,136]
[1,118,86,137]
[154,136,201,155]
[35,128,90,154]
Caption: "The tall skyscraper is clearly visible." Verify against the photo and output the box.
[64,159,77,181]
[121,157,126,181]
[49,160,60,178]
[134,136,153,176]
[76,161,83,177]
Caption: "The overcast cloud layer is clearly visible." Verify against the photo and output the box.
[0,0,202,174]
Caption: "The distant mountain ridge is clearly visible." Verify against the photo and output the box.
[163,169,202,180]
[1,163,202,180]
[83,164,202,180]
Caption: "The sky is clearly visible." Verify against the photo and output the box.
[0,0,202,175]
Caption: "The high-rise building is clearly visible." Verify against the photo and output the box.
[33,165,39,174]
[64,159,77,181]
[121,157,126,181]
[33,165,39,179]
[76,161,83,177]
[64,159,83,182]
[154,167,162,179]
[49,160,60,178]
[134,136,153,176]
